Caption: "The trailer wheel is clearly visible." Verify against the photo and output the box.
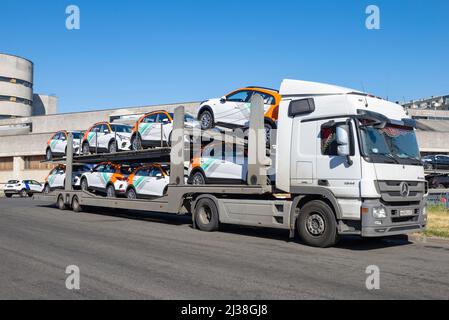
[57,195,67,211]
[296,200,339,248]
[72,196,82,213]
[194,198,219,232]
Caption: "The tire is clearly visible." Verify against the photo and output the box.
[20,189,28,198]
[72,197,82,213]
[57,195,66,210]
[28,193,33,198]
[46,148,53,161]
[131,135,142,151]
[425,163,433,170]
[264,122,273,145]
[199,109,214,130]
[126,188,137,200]
[81,178,89,192]
[194,198,219,232]
[44,184,51,194]
[296,200,339,248]
[82,142,90,155]
[5,194,12,198]
[106,184,116,198]
[190,171,206,185]
[108,140,118,153]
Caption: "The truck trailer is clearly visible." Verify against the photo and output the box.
[35,79,428,248]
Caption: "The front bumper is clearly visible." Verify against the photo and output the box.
[361,199,427,237]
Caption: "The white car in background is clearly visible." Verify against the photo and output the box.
[43,164,92,193]
[3,180,44,198]
[45,130,83,160]
[130,110,200,150]
[82,122,132,154]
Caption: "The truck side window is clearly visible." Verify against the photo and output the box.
[321,125,339,156]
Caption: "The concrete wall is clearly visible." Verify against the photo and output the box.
[416,131,449,153]
[33,94,57,116]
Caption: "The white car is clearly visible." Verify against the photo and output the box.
[82,122,132,154]
[80,162,132,197]
[197,86,281,132]
[130,111,200,150]
[125,164,170,199]
[45,130,83,160]
[188,142,274,185]
[43,164,92,193]
[3,180,44,198]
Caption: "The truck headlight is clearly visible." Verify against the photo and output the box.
[422,206,427,217]
[373,207,387,219]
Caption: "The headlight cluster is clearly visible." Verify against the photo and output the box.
[373,207,387,219]
[422,206,427,217]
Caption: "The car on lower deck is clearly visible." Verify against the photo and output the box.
[43,164,92,193]
[3,180,44,198]
[45,130,83,160]
[80,162,134,197]
[187,142,274,185]
[82,122,132,154]
[422,155,449,170]
[130,110,200,150]
[125,164,170,199]
[425,174,449,189]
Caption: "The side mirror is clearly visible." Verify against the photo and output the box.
[336,124,353,165]
[162,118,170,124]
[220,96,226,104]
[156,173,163,179]
[103,129,109,134]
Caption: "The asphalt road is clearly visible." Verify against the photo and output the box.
[1,197,448,300]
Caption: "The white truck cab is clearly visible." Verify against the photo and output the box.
[276,80,427,239]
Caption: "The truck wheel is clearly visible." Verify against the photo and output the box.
[46,148,53,161]
[106,185,116,198]
[194,198,219,232]
[296,200,339,248]
[57,195,67,210]
[72,197,82,213]
[20,189,28,198]
[199,110,214,130]
[82,142,90,155]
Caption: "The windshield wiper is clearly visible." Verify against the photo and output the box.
[382,153,400,164]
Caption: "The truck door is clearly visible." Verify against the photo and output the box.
[316,118,361,198]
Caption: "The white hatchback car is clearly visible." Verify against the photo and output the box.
[45,130,83,160]
[82,122,132,154]
[80,162,133,197]
[43,164,92,194]
[3,180,44,198]
[125,164,170,199]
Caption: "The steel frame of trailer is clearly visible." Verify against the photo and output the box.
[34,95,299,236]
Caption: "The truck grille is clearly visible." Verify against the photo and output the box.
[376,181,425,203]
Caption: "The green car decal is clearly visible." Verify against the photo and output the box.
[100,173,111,186]
[48,174,57,186]
[139,123,153,136]
[50,140,58,150]
[88,132,96,143]
[133,176,146,191]
[201,158,216,172]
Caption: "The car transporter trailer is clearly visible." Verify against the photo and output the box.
[34,95,301,241]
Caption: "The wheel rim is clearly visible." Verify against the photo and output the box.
[83,144,89,154]
[21,190,27,197]
[107,186,115,197]
[110,143,117,153]
[127,189,136,199]
[198,205,212,225]
[132,136,142,150]
[201,112,212,129]
[45,185,50,194]
[306,213,326,236]
[46,150,52,160]
[192,173,205,185]
[81,180,88,191]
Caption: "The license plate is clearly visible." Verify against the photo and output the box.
[399,209,414,217]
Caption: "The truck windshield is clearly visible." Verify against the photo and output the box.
[359,122,421,164]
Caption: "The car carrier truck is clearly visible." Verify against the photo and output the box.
[35,79,428,247]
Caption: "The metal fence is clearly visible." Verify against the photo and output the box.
[427,190,449,208]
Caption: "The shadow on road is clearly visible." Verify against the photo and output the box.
[36,203,414,250]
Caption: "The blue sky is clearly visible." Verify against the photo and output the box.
[1,0,448,113]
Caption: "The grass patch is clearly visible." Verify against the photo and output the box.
[422,206,449,238]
